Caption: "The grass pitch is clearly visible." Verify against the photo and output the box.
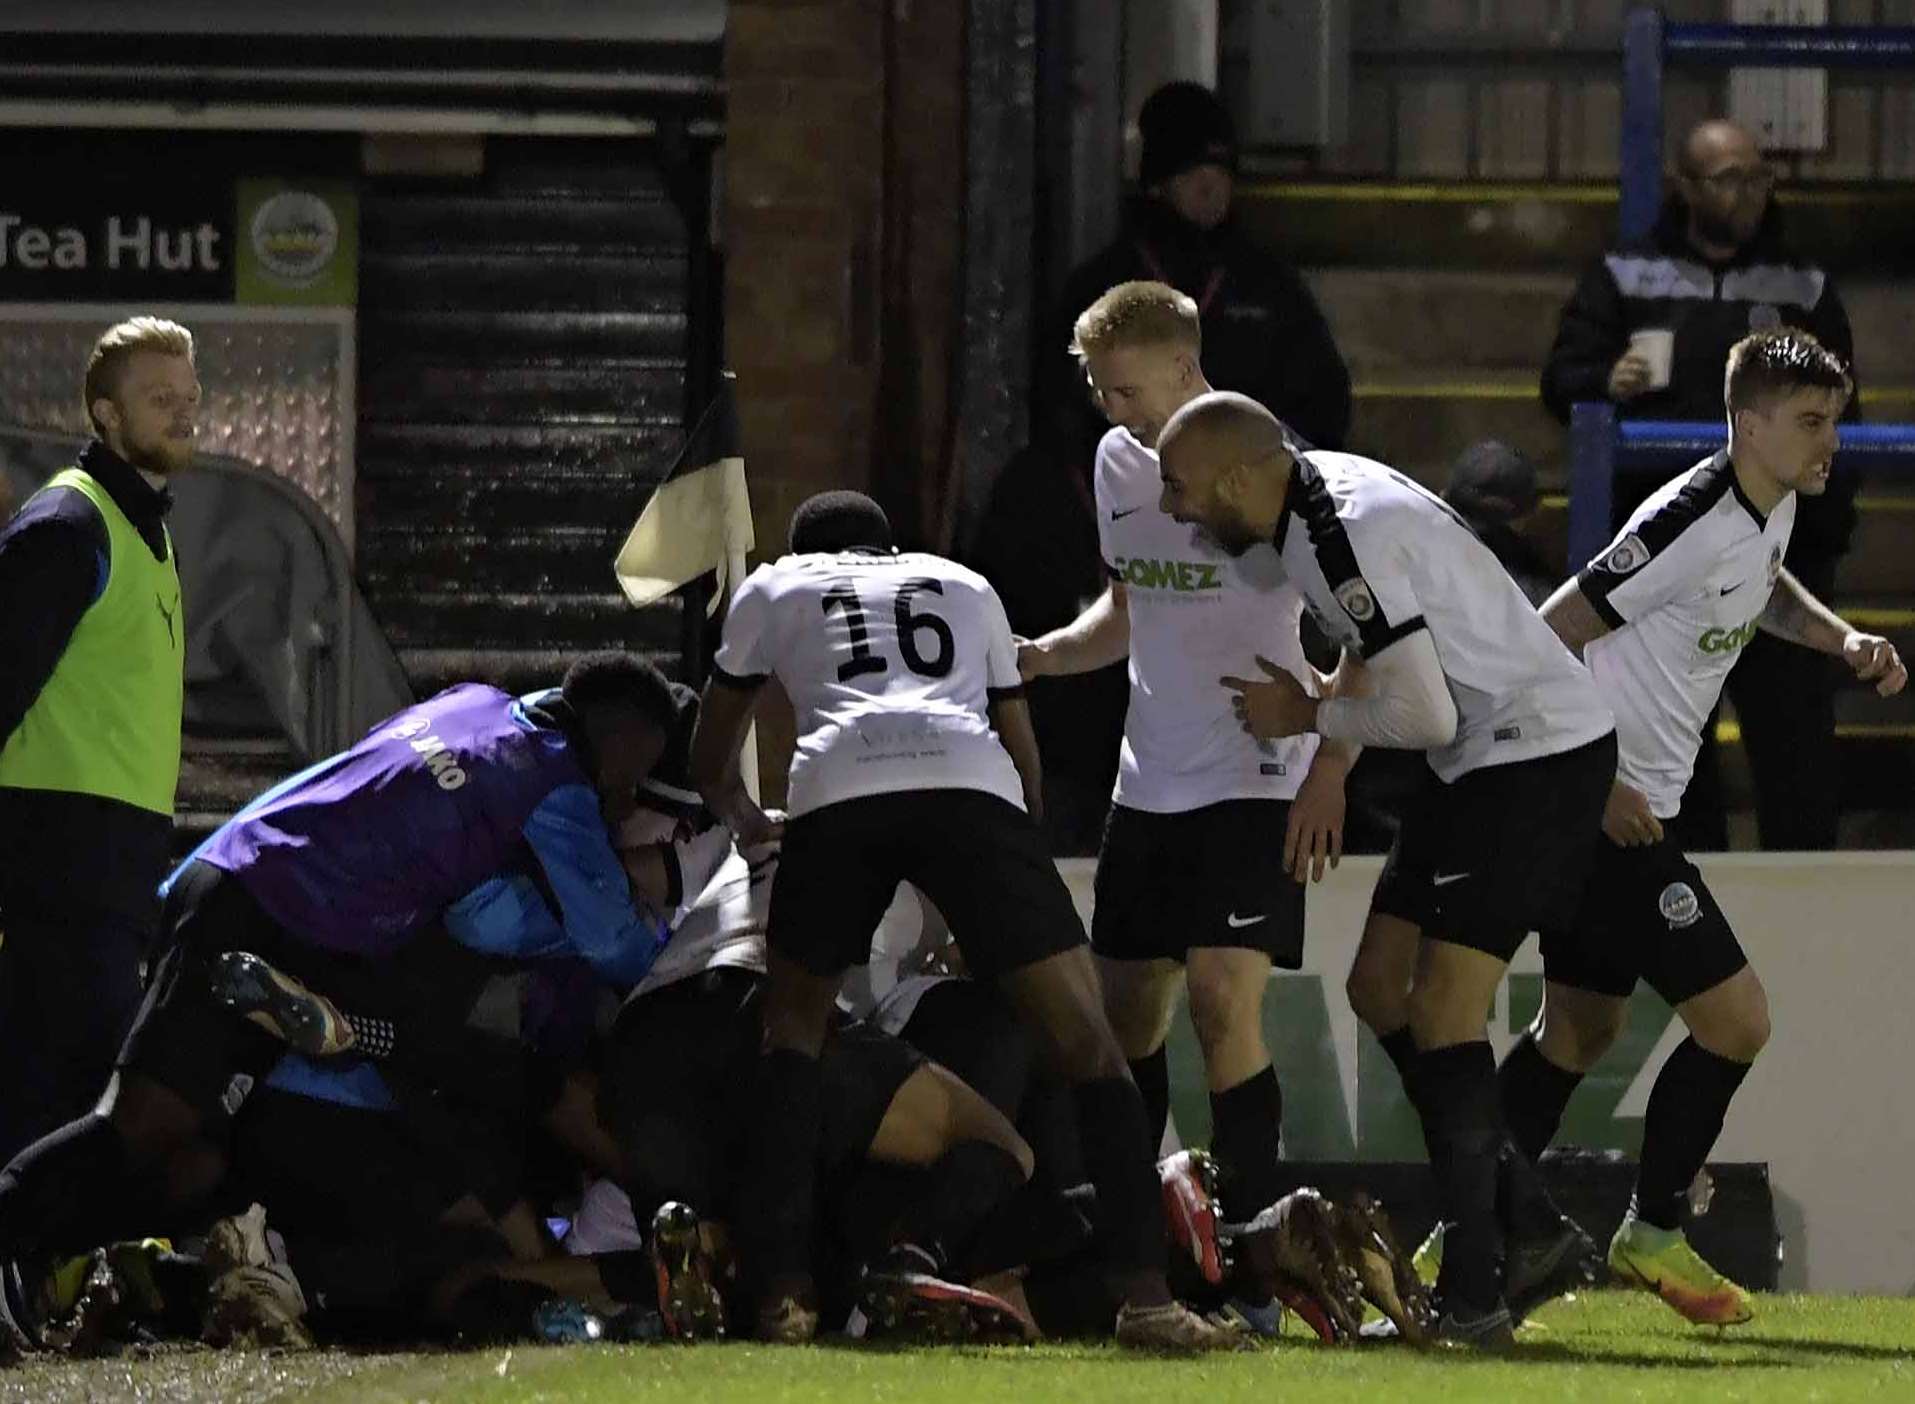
[4,1291,1910,1404]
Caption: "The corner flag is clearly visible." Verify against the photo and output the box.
[614,371,754,614]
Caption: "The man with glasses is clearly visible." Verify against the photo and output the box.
[1541,117,1860,852]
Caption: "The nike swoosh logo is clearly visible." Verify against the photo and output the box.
[1719,582,1744,596]
[1431,872,1472,887]
[1111,506,1143,521]
[1225,912,1268,929]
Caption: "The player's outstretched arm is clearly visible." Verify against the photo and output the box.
[1016,583,1130,680]
[688,677,783,847]
[1537,579,1614,661]
[989,693,1046,822]
[1760,569,1909,696]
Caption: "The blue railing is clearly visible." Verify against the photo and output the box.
[1566,9,1915,568]
[1567,406,1915,566]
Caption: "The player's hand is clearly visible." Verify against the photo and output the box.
[1607,351,1653,402]
[1601,780,1662,848]
[1284,754,1347,883]
[1842,631,1907,697]
[1221,656,1317,739]
[732,804,785,868]
[1015,635,1054,681]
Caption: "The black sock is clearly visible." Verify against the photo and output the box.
[895,1140,1028,1268]
[1209,1064,1285,1220]
[592,1248,655,1305]
[0,1112,135,1262]
[1498,1032,1583,1163]
[741,1048,823,1288]
[1413,1041,1505,1309]
[1128,1048,1169,1154]
[1071,1076,1165,1281]
[1377,1026,1419,1088]
[1634,1038,1752,1231]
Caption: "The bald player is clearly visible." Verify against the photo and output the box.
[1154,392,1616,1346]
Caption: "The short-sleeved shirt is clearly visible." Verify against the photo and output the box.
[1272,451,1614,782]
[1578,452,1796,819]
[1095,427,1318,812]
[712,550,1026,816]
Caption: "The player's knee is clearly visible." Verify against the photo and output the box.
[1687,971,1771,1064]
[1183,966,1258,1053]
[1698,996,1770,1064]
[1345,960,1409,1036]
[1536,1004,1624,1073]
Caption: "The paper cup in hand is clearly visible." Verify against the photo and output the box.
[1629,328,1675,390]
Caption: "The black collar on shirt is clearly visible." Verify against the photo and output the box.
[1270,454,1306,550]
[1709,449,1770,527]
[78,440,173,560]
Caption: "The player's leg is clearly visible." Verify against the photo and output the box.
[1087,803,1181,1150]
[744,799,899,1341]
[1611,857,1763,1324]
[864,1057,1036,1249]
[1405,736,1616,1341]
[0,861,285,1287]
[1347,774,1442,1085]
[1346,910,1422,1078]
[1500,980,1626,1156]
[1504,849,1637,1164]
[914,794,1235,1348]
[1177,800,1308,1230]
[1094,957,1181,1149]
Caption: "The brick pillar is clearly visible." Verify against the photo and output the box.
[724,0,965,802]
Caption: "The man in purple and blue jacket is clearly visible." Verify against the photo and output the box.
[0,653,680,1346]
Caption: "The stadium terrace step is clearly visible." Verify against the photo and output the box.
[1310,271,1915,391]
[357,523,636,596]
[1344,379,1564,487]
[396,645,682,701]
[1242,182,1915,276]
[358,309,689,360]
[357,359,686,427]
[358,421,684,476]
[360,252,691,315]
[361,194,688,254]
[373,591,658,651]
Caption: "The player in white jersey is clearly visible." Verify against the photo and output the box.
[1017,282,1356,1328]
[1154,391,1618,1345]
[688,490,1240,1351]
[1496,331,1903,1326]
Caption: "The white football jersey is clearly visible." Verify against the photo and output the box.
[1273,451,1614,782]
[629,850,934,1002]
[713,550,1026,817]
[1096,428,1319,812]
[1579,452,1795,820]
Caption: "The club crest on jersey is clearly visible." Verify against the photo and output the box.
[1602,533,1649,575]
[1658,881,1702,930]
[1333,579,1377,623]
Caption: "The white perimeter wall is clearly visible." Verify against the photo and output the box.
[1055,852,1915,1296]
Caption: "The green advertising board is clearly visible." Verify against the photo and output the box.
[235,178,358,307]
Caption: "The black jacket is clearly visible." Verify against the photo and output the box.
[1540,199,1858,571]
[0,441,177,925]
[1045,197,1353,455]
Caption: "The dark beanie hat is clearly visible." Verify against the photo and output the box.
[1139,81,1237,187]
[1445,439,1539,521]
